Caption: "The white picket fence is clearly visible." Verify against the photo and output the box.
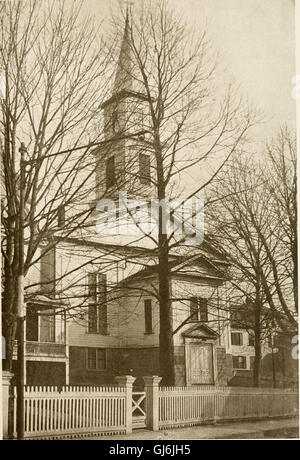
[12,385,127,439]
[159,386,299,429]
[10,383,299,438]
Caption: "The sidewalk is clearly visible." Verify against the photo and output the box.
[88,418,299,440]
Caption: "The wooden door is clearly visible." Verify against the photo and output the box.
[188,343,214,385]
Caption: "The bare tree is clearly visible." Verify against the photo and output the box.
[0,0,112,371]
[105,1,257,385]
[207,128,297,386]
[260,127,297,325]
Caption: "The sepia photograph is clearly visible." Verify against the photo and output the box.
[0,0,298,443]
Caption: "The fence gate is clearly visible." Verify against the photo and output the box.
[132,391,146,429]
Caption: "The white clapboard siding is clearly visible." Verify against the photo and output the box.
[158,386,298,429]
[13,385,126,439]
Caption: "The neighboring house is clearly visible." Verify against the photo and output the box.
[9,245,68,386]
[228,306,298,388]
[12,295,68,386]
[10,16,297,389]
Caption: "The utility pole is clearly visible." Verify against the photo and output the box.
[16,142,26,440]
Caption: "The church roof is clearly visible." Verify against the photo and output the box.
[121,250,227,285]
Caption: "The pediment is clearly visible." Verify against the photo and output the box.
[182,323,219,340]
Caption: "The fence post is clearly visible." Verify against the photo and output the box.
[2,371,14,439]
[115,375,136,434]
[143,376,162,431]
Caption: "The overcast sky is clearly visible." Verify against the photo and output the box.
[85,0,296,142]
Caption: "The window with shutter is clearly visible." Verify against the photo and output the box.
[87,273,108,335]
[233,355,247,369]
[106,156,116,189]
[87,348,97,369]
[231,332,243,346]
[40,309,55,343]
[189,297,208,322]
[139,153,151,185]
[87,348,107,370]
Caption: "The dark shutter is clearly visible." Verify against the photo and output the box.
[57,206,65,227]
[190,297,198,320]
[69,347,86,369]
[98,274,108,335]
[111,109,119,133]
[97,349,107,369]
[26,307,39,341]
[41,246,55,293]
[144,299,153,333]
[139,153,151,185]
[249,334,255,346]
[88,273,97,333]
[106,156,116,189]
[232,356,239,369]
[199,298,208,322]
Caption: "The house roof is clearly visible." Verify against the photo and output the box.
[182,323,219,340]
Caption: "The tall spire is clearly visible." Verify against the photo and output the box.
[113,9,133,94]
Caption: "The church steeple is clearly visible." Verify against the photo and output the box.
[96,10,153,202]
[112,9,133,94]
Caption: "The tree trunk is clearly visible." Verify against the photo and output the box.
[253,334,262,387]
[158,232,175,386]
[253,290,262,387]
[2,240,18,372]
[2,273,18,372]
[271,346,277,388]
[156,141,175,386]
